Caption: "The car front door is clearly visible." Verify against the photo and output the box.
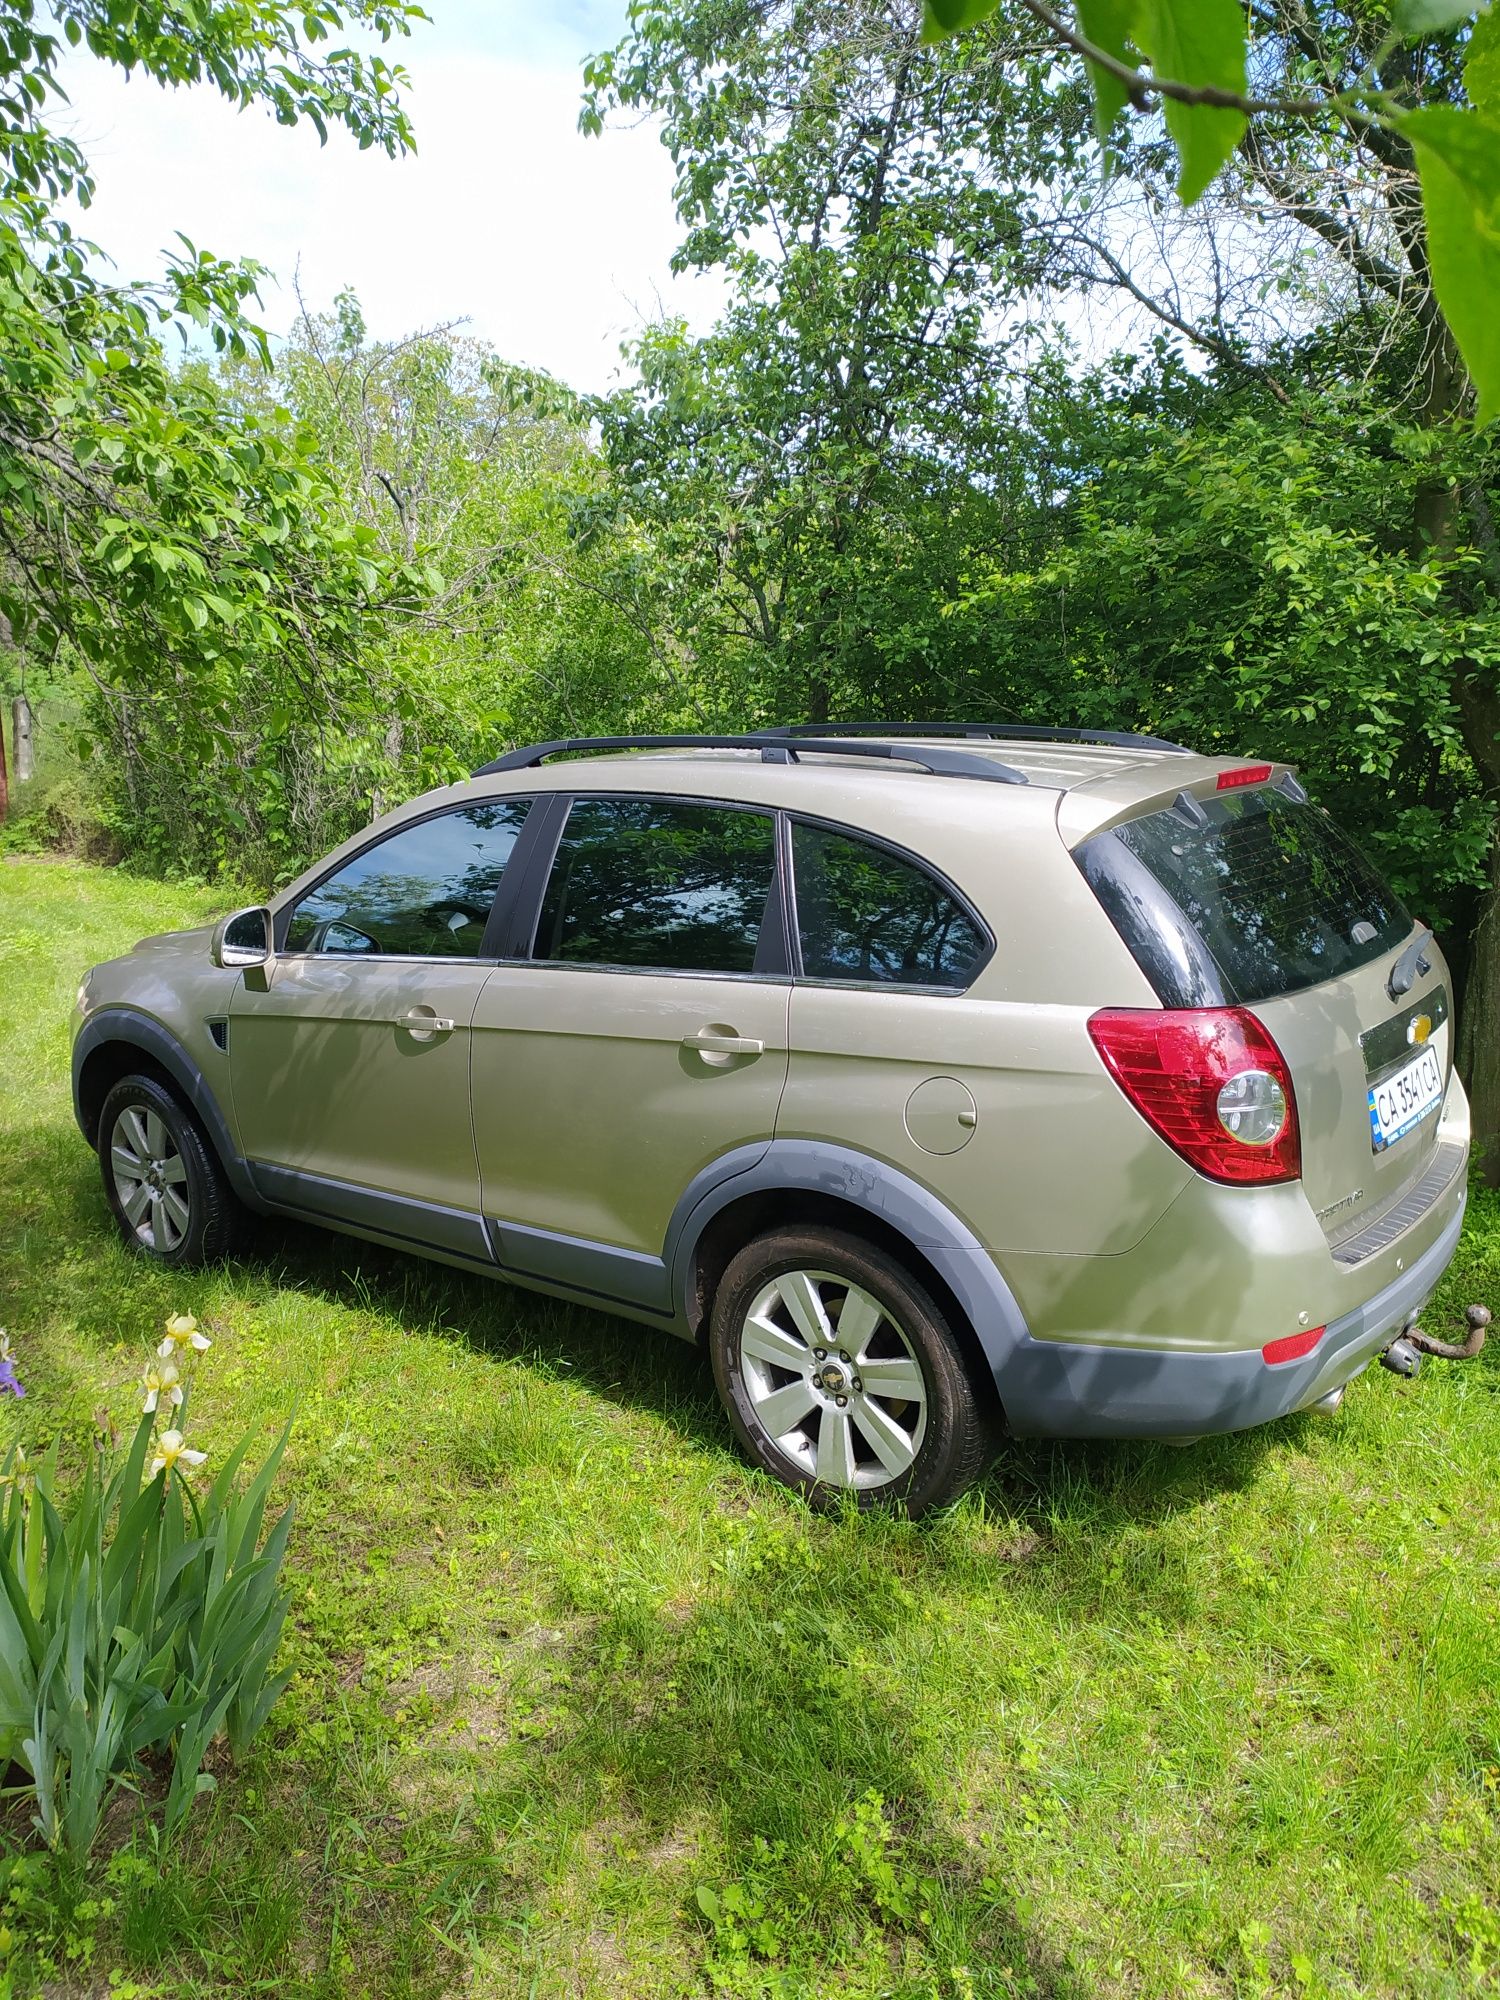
[469,793,791,1311]
[228,797,534,1254]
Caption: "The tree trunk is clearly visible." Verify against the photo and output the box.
[0,610,10,821]
[1407,330,1500,1175]
[1454,663,1500,1182]
[12,696,33,782]
[1458,828,1500,1186]
[372,715,403,820]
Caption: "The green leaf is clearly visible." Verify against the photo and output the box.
[921,0,1000,38]
[1396,0,1482,35]
[1403,105,1500,420]
[1076,0,1138,142]
[695,1885,721,1921]
[1468,8,1500,116]
[1137,0,1248,201]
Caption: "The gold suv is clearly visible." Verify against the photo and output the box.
[71,726,1469,1512]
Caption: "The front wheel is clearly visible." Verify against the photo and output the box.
[99,1074,246,1267]
[708,1226,991,1516]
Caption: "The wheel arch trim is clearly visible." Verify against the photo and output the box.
[664,1140,1030,1379]
[72,1006,265,1210]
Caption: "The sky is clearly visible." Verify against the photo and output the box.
[54,0,724,394]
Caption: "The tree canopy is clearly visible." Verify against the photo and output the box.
[3,0,1499,1172]
[0,0,430,862]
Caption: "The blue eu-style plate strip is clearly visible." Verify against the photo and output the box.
[1369,1087,1439,1154]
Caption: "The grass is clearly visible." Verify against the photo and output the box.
[2,856,1500,1999]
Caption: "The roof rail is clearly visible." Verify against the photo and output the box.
[474,733,1028,785]
[757,721,1192,754]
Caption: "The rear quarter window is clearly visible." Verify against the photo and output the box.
[791,821,988,990]
[1079,787,1412,1006]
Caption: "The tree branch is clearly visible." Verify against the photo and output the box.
[1238,124,1422,315]
[1059,228,1291,404]
[1018,0,1336,118]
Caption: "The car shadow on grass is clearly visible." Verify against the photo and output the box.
[238,1207,1290,1538]
[29,1157,1296,1558]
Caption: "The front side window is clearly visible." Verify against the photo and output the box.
[534,798,776,973]
[791,821,987,990]
[285,801,531,957]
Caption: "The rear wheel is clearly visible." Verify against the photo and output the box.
[708,1225,991,1516]
[99,1074,246,1267]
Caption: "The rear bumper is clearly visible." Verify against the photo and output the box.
[1000,1191,1466,1439]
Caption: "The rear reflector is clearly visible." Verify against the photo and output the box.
[1087,1006,1301,1184]
[1262,1325,1325,1366]
[1217,763,1274,789]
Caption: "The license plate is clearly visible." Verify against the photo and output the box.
[1368,1045,1444,1152]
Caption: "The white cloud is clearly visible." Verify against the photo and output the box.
[53,0,723,392]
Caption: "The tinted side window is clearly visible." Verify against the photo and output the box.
[285,801,531,957]
[535,799,776,973]
[791,822,986,989]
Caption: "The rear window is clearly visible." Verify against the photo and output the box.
[1080,787,1412,1006]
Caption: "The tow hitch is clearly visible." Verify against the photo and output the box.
[1381,1303,1491,1378]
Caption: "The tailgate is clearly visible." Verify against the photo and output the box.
[1071,772,1456,1237]
[1253,941,1452,1237]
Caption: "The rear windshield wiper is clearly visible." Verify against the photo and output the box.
[1387,925,1434,1001]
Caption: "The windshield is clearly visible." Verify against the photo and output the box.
[1081,786,1413,1006]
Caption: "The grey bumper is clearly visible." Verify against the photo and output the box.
[1001,1193,1467,1440]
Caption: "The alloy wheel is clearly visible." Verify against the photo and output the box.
[737,1268,929,1490]
[110,1104,191,1254]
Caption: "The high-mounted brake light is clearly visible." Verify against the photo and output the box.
[1262,1326,1325,1366]
[1087,1007,1301,1185]
[1217,763,1274,790]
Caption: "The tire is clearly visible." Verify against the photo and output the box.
[98,1073,247,1268]
[708,1225,991,1516]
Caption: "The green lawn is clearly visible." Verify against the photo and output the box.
[2,857,1499,1999]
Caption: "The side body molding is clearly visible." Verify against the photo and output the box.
[484,1142,775,1319]
[664,1140,1032,1381]
[72,1006,267,1211]
[253,1161,493,1262]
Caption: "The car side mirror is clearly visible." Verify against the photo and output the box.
[212,906,273,969]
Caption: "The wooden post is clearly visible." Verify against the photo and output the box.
[12,696,32,782]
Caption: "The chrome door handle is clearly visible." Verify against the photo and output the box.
[682,1029,764,1056]
[397,1010,457,1034]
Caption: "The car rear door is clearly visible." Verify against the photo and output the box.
[469,793,791,1308]
[228,798,534,1245]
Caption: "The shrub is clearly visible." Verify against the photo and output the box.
[0,1316,294,1858]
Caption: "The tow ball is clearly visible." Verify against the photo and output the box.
[1381,1303,1491,1378]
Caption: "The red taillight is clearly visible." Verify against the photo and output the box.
[1217,763,1273,789]
[1087,1007,1301,1185]
[1262,1325,1325,1366]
